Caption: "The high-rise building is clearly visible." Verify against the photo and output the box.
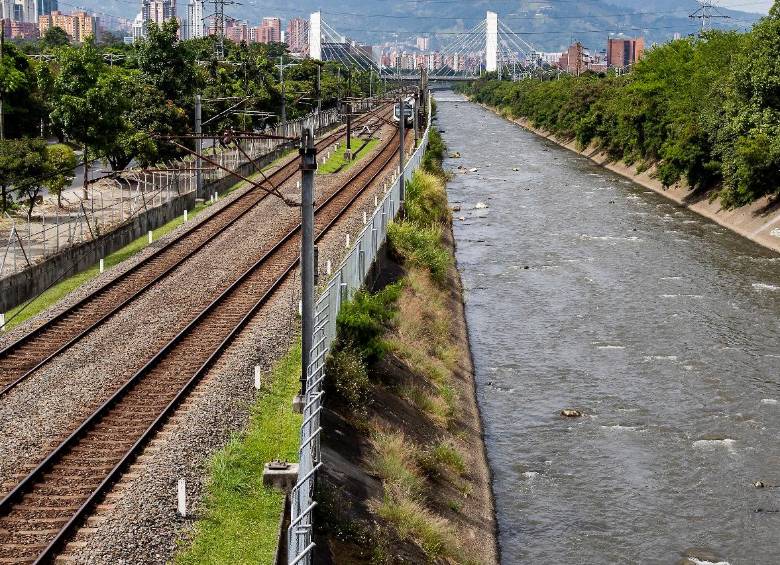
[36,0,56,17]
[286,17,308,53]
[260,16,280,42]
[183,0,203,39]
[73,10,99,40]
[39,10,78,39]
[139,0,176,38]
[606,37,644,68]
[38,9,99,41]
[416,36,429,51]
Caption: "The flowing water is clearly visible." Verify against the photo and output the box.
[438,93,780,565]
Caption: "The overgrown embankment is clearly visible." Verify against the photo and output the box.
[462,23,780,253]
[314,126,498,564]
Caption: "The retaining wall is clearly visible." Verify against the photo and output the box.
[0,143,293,313]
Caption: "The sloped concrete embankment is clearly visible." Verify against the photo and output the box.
[480,103,780,255]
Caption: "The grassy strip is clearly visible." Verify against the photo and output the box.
[176,342,303,565]
[318,139,380,175]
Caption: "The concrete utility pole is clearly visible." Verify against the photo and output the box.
[298,126,317,404]
[398,94,405,201]
[194,94,203,198]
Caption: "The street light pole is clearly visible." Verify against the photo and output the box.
[398,94,405,202]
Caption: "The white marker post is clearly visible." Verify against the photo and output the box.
[177,478,187,517]
[326,260,332,276]
[148,231,153,244]
[0,313,5,332]
[298,300,303,316]
[183,209,188,222]
[99,258,104,273]
[345,233,350,248]
[363,211,367,225]
[254,365,262,390]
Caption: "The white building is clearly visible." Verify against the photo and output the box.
[131,11,145,41]
[184,0,203,39]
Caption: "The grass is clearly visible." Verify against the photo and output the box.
[419,442,466,476]
[318,138,380,175]
[369,429,424,498]
[175,342,303,565]
[375,493,462,561]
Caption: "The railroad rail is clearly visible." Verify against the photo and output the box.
[0,125,406,563]
[0,106,390,398]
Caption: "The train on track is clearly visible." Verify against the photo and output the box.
[393,96,415,127]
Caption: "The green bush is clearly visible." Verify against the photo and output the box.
[325,346,371,415]
[388,222,452,285]
[335,282,402,363]
[404,170,449,226]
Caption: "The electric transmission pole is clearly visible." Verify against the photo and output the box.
[689,0,729,34]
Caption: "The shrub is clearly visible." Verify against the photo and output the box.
[405,170,450,227]
[325,346,371,415]
[335,282,402,363]
[388,223,452,285]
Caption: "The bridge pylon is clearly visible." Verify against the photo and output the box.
[486,11,498,72]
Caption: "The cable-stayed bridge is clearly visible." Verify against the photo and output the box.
[308,10,541,81]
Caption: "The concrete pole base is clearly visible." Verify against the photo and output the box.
[292,394,305,414]
[263,461,299,492]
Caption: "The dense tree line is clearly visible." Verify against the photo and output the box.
[0,20,383,214]
[464,5,780,208]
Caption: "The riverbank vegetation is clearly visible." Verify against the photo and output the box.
[315,128,496,563]
[464,7,780,208]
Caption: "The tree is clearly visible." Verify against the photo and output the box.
[8,138,47,218]
[136,20,195,104]
[0,139,23,211]
[48,41,129,195]
[41,27,70,49]
[43,143,76,207]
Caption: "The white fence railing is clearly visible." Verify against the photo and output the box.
[288,96,432,565]
[0,109,344,281]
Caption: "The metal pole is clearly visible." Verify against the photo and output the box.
[316,64,322,115]
[345,101,352,160]
[299,127,316,401]
[195,94,202,199]
[0,19,4,141]
[413,90,419,146]
[280,56,286,123]
[399,95,405,202]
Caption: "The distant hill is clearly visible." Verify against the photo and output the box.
[86,0,763,52]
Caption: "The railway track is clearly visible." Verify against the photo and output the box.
[0,106,389,398]
[0,127,404,563]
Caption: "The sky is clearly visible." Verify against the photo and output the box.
[718,0,772,12]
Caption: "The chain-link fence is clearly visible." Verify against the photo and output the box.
[0,109,344,280]
[288,96,431,565]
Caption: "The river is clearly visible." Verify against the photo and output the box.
[438,93,780,564]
